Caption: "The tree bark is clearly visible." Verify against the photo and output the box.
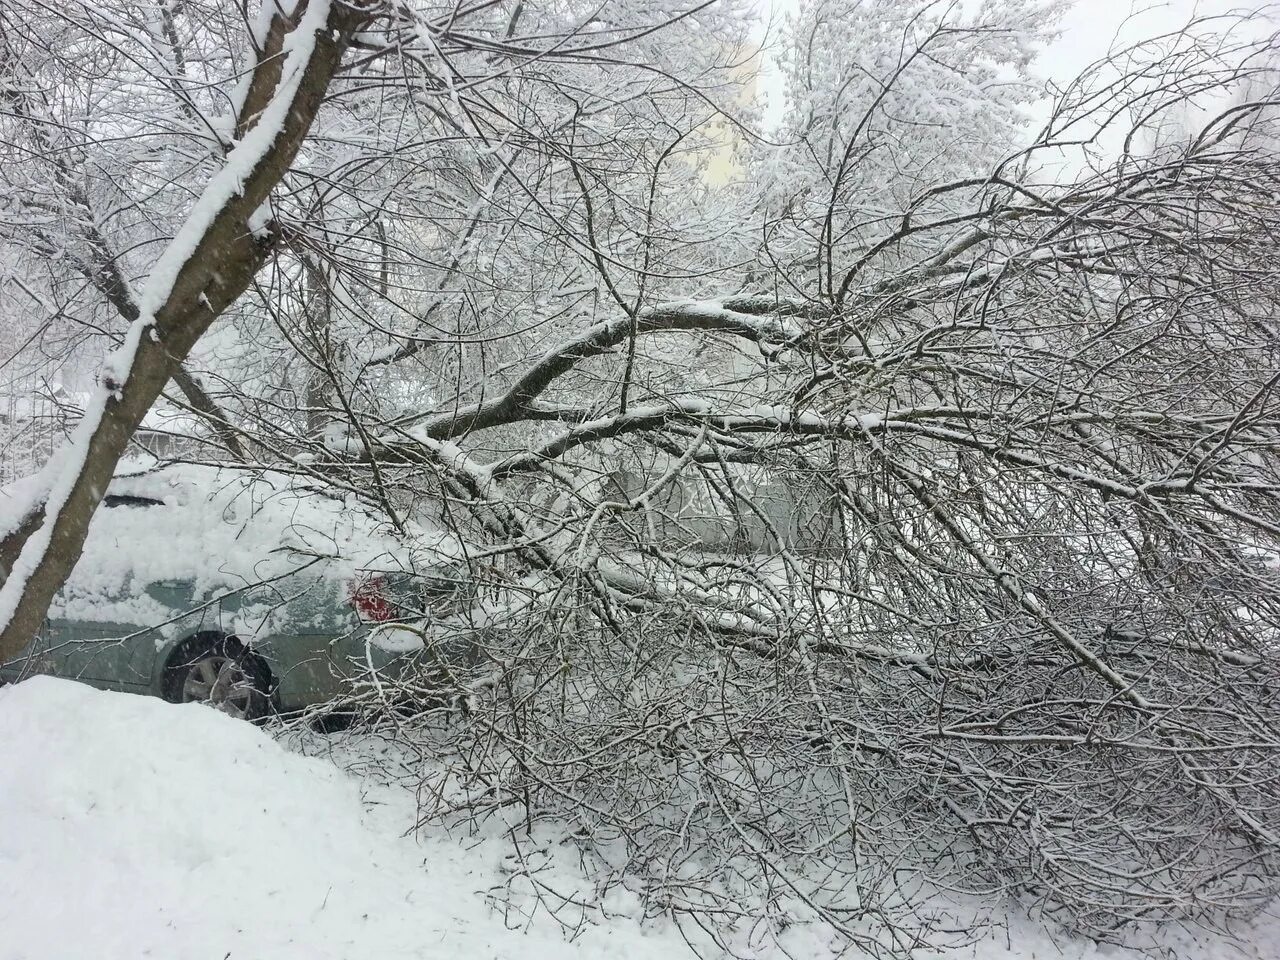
[0,0,364,661]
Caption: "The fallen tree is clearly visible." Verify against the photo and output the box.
[3,0,1280,954]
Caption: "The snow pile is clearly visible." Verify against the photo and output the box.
[0,678,679,960]
[0,677,1274,960]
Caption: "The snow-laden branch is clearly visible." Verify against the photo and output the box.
[398,298,813,440]
[489,399,1280,522]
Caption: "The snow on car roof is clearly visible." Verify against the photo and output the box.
[8,459,459,607]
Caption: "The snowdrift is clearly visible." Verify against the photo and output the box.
[0,677,1273,960]
[0,678,672,960]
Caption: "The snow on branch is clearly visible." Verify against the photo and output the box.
[0,0,363,656]
[396,298,813,440]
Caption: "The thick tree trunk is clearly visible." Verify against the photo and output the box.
[0,0,363,661]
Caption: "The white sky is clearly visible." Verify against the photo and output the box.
[755,0,1257,130]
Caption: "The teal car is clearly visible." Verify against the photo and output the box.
[0,462,470,719]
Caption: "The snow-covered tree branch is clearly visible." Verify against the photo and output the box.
[3,0,1280,953]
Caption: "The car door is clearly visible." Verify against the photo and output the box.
[47,598,165,691]
[0,618,56,683]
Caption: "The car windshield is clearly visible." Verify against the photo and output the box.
[102,494,164,509]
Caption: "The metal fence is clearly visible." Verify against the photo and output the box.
[0,368,73,487]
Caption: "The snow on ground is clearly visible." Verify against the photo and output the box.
[0,677,1275,960]
[0,678,679,960]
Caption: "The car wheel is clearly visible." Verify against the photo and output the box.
[164,636,271,721]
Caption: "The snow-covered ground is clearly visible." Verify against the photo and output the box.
[1,677,1275,960]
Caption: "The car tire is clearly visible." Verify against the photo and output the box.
[162,635,272,722]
